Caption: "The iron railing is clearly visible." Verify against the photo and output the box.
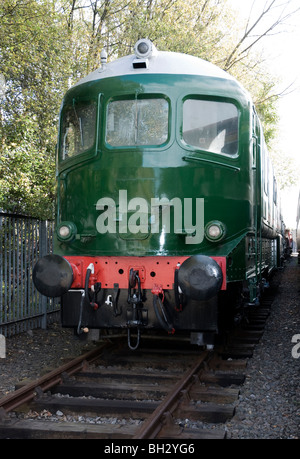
[0,213,59,337]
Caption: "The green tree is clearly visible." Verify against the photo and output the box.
[0,0,74,218]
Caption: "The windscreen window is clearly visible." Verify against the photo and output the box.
[61,100,96,160]
[106,98,169,146]
[183,99,239,155]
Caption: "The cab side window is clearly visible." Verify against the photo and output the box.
[61,100,96,160]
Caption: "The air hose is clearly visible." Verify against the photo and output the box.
[85,266,93,298]
[153,294,175,334]
[77,266,93,335]
[76,290,85,335]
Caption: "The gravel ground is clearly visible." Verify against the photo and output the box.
[0,256,299,439]
[0,324,96,396]
[227,255,300,439]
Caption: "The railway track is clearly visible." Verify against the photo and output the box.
[0,292,274,440]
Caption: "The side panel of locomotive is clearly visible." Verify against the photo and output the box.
[33,41,283,345]
[242,110,284,302]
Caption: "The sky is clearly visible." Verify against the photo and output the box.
[227,0,300,228]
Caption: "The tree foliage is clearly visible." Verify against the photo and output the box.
[0,0,298,219]
[0,0,76,218]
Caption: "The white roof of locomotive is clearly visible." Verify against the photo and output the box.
[75,43,237,87]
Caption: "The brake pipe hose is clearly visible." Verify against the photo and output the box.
[153,294,175,335]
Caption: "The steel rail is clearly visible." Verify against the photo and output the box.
[133,350,210,439]
[0,343,108,414]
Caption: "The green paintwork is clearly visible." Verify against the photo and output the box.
[55,72,283,288]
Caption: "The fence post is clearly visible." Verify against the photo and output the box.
[0,334,5,358]
[39,220,48,329]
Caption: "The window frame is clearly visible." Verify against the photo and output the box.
[180,95,240,158]
[104,94,171,150]
[59,97,98,163]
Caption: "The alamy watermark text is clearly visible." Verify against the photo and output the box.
[96,190,204,244]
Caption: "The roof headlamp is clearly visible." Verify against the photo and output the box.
[134,39,157,59]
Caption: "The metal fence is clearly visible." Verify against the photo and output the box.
[0,213,59,337]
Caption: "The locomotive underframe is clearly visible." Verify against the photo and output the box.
[59,233,281,345]
[61,288,219,335]
[59,254,226,345]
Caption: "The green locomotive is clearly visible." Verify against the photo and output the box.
[33,39,284,348]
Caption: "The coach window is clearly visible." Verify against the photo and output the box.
[182,99,239,155]
[106,98,169,146]
[61,100,96,160]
